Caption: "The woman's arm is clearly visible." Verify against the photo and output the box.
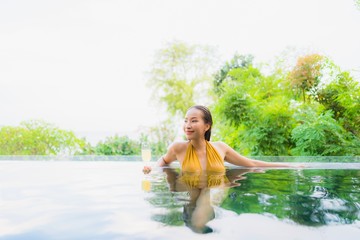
[143,143,178,174]
[222,143,292,168]
[142,156,166,174]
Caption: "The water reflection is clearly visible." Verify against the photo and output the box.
[1,161,359,239]
[221,169,360,226]
[147,168,258,234]
[146,167,360,232]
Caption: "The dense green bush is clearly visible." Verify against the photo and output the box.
[0,120,85,155]
[82,135,141,155]
[212,54,360,156]
[317,71,360,137]
[291,109,357,156]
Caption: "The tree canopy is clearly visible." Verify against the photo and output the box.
[212,53,359,156]
[0,120,85,155]
[147,40,220,118]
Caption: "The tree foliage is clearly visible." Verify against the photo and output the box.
[213,54,254,94]
[291,109,357,156]
[288,54,324,102]
[0,120,85,155]
[317,70,360,137]
[213,57,295,155]
[82,135,140,155]
[146,119,178,156]
[355,0,360,10]
[212,53,359,156]
[147,40,219,118]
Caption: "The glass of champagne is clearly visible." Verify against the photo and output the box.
[141,142,152,192]
[141,142,152,163]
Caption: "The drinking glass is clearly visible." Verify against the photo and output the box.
[141,142,152,192]
[141,142,151,163]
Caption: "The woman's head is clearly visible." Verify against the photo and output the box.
[184,105,213,141]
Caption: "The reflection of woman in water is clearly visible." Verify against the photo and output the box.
[162,167,255,234]
[183,188,214,233]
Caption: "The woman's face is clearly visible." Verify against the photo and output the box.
[183,108,210,141]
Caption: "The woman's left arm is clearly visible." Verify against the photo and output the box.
[222,142,292,168]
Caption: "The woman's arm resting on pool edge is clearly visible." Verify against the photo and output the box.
[223,143,293,168]
[142,145,177,174]
[142,157,165,174]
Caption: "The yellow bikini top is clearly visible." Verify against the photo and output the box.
[181,141,225,172]
[179,141,229,188]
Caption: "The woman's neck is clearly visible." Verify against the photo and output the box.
[190,139,207,150]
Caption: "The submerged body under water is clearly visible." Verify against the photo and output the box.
[0,160,359,239]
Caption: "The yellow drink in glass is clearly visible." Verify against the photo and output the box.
[141,149,151,162]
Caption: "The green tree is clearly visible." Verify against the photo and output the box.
[213,54,254,94]
[89,135,140,155]
[212,52,359,156]
[288,54,324,103]
[0,120,85,155]
[355,0,360,10]
[147,40,219,118]
[317,70,360,137]
[146,119,178,156]
[291,108,358,156]
[213,59,295,156]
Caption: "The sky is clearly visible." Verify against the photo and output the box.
[1,0,359,143]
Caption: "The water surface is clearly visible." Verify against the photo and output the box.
[0,160,359,239]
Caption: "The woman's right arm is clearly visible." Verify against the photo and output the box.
[143,142,178,174]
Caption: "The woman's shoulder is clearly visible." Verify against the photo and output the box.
[168,141,189,151]
[210,141,229,148]
[209,141,232,152]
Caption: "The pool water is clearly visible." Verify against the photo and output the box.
[0,160,359,239]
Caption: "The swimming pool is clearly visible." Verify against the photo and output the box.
[0,158,359,239]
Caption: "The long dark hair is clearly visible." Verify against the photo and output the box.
[188,105,213,141]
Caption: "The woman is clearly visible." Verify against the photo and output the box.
[143,105,294,174]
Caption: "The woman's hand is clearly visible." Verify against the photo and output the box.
[143,166,152,174]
